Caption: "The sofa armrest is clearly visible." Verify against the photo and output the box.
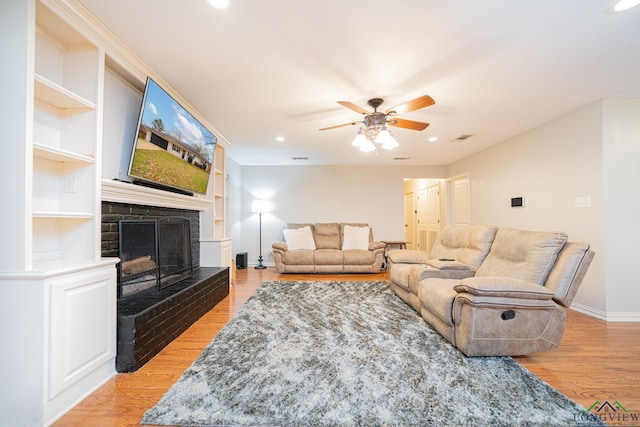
[454,277,555,300]
[387,249,430,264]
[419,266,476,281]
[369,241,386,251]
[426,259,471,271]
[272,241,288,252]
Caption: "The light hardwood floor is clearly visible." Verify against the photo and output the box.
[55,267,640,426]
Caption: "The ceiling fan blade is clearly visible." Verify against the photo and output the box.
[388,118,430,131]
[337,101,371,115]
[319,121,359,131]
[385,95,435,115]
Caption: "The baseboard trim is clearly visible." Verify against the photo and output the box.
[570,303,640,322]
[570,303,607,320]
[605,312,640,322]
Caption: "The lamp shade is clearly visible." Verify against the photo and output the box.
[381,134,399,149]
[359,139,376,152]
[352,131,367,147]
[251,199,269,213]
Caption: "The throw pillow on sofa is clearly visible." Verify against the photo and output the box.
[342,225,370,250]
[283,226,316,250]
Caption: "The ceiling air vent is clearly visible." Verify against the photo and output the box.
[291,156,309,160]
[393,157,412,161]
[452,134,475,142]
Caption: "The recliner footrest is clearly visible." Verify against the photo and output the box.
[452,294,566,356]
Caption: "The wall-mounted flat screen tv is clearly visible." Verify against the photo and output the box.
[127,77,216,195]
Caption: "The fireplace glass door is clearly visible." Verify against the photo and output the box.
[118,217,193,297]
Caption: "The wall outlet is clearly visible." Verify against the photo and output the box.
[64,173,77,193]
[575,196,591,208]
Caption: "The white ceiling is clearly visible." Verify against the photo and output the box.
[78,0,640,166]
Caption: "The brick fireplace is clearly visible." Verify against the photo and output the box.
[102,201,229,372]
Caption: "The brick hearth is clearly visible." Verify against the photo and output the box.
[101,201,229,372]
[116,267,229,372]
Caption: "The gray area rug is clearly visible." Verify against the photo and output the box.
[142,280,600,426]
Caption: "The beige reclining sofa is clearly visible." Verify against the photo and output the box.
[387,225,595,356]
[272,223,385,273]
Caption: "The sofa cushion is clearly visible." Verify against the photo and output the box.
[342,225,370,250]
[283,226,316,250]
[475,227,568,285]
[418,278,458,327]
[343,249,374,265]
[430,225,498,270]
[314,223,341,249]
[389,263,413,292]
[314,249,344,265]
[283,249,315,265]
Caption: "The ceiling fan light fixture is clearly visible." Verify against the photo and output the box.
[381,135,399,150]
[352,130,367,147]
[320,95,435,154]
[359,139,376,152]
[374,128,399,150]
[374,128,392,144]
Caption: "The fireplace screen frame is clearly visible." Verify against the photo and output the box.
[118,217,193,298]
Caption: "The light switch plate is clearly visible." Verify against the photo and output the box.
[64,173,77,193]
[575,196,591,208]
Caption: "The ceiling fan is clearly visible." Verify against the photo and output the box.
[319,95,435,152]
[319,95,434,132]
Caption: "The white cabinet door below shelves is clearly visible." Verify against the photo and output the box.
[48,267,116,399]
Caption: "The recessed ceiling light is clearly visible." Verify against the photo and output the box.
[614,0,640,11]
[428,136,438,142]
[275,136,285,142]
[207,0,229,9]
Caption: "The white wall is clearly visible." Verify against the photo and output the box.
[448,100,640,319]
[237,165,446,265]
[602,99,640,318]
[102,69,142,181]
[226,156,242,253]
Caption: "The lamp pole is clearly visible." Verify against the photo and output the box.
[255,209,266,269]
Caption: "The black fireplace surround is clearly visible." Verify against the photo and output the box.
[102,201,229,372]
[118,217,193,298]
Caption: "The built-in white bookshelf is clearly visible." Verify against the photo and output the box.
[0,2,118,426]
[32,1,101,269]
[214,143,226,238]
[1,1,230,424]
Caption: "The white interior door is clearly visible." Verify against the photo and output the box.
[426,183,441,253]
[449,175,471,225]
[404,192,415,249]
[416,188,429,252]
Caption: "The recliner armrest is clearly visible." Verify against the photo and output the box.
[272,241,288,252]
[426,259,471,270]
[387,249,429,264]
[369,241,386,251]
[454,277,555,300]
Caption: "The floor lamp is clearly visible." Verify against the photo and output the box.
[252,199,269,269]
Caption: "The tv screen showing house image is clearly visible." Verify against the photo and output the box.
[128,77,216,194]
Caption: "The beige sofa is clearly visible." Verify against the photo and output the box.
[387,225,595,356]
[272,223,385,273]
